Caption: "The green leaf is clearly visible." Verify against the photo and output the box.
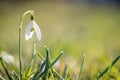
[97,54,120,79]
[42,46,51,80]
[45,46,50,68]
[32,60,46,80]
[22,71,26,80]
[111,54,120,67]
[26,44,36,79]
[0,57,12,80]
[11,71,19,80]
[26,67,32,78]
[78,53,86,80]
[30,43,36,67]
[62,64,68,79]
[49,51,63,68]
[37,51,44,60]
[52,68,64,80]
[33,45,64,80]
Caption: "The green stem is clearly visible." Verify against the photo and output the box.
[19,27,22,80]
[19,10,34,80]
[30,43,36,67]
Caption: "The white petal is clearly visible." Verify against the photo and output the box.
[33,21,42,41]
[25,21,34,40]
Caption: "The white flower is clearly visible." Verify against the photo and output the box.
[25,20,41,41]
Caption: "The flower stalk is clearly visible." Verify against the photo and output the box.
[19,27,22,80]
[19,10,34,80]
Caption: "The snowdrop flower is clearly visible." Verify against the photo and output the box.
[25,20,41,41]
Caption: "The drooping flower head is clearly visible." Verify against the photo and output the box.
[25,15,41,41]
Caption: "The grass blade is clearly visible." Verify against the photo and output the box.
[42,45,51,80]
[37,51,44,60]
[52,68,64,80]
[30,43,36,67]
[0,57,12,80]
[62,64,68,79]
[32,60,46,80]
[44,45,50,68]
[33,45,64,80]
[49,51,63,68]
[78,53,86,80]
[111,54,120,67]
[26,43,36,79]
[97,54,120,79]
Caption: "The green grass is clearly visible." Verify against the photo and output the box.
[0,45,120,80]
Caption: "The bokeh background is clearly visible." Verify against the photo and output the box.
[0,0,120,79]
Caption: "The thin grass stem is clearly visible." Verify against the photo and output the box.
[97,54,120,79]
[0,57,12,80]
[78,53,86,80]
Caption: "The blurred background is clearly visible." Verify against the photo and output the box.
[0,0,120,79]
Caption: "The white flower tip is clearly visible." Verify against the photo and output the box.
[25,35,31,41]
